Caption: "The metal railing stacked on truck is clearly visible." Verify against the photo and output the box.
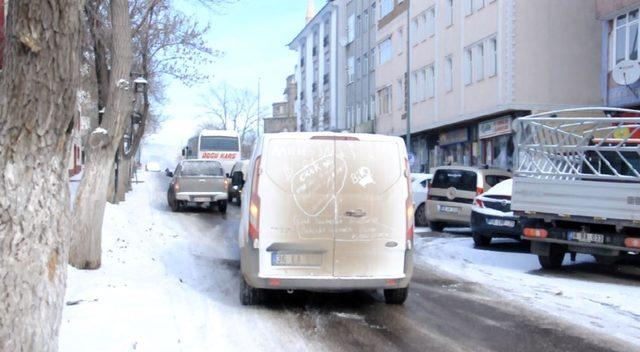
[511,107,640,269]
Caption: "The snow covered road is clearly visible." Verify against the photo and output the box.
[59,172,636,352]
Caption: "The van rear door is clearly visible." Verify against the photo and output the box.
[333,139,407,278]
[258,137,336,278]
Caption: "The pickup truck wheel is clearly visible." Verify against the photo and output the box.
[239,277,262,305]
[384,287,408,305]
[170,197,180,212]
[218,200,228,214]
[415,204,428,227]
[429,221,445,233]
[538,244,565,270]
[472,233,491,247]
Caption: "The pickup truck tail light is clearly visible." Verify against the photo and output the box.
[524,228,548,239]
[405,158,414,242]
[174,181,180,192]
[248,156,262,246]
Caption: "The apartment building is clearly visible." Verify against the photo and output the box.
[376,0,602,173]
[374,0,409,140]
[342,0,378,133]
[289,0,346,131]
[597,0,640,110]
[265,75,298,133]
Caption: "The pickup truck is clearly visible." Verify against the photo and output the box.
[511,107,640,269]
[167,159,229,213]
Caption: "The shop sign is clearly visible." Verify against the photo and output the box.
[439,128,468,146]
[479,117,512,139]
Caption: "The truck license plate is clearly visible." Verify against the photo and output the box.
[271,252,322,267]
[438,205,460,214]
[569,231,605,244]
[193,197,211,202]
[486,218,515,228]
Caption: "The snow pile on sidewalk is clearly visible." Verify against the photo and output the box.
[59,173,323,352]
[414,236,640,347]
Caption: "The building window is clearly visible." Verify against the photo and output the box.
[473,0,485,12]
[379,37,392,65]
[380,0,393,19]
[464,48,472,85]
[445,0,453,26]
[347,55,355,83]
[473,43,484,82]
[396,78,404,110]
[486,37,497,77]
[444,56,453,92]
[347,14,356,44]
[378,86,392,115]
[371,3,376,26]
[425,65,435,99]
[370,48,376,70]
[426,7,435,38]
[355,57,361,80]
[363,53,369,76]
[397,27,404,55]
[370,94,376,119]
[615,9,640,65]
[463,0,472,16]
[364,9,369,31]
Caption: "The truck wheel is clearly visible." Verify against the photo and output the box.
[429,221,445,233]
[239,277,262,305]
[472,232,491,247]
[218,200,228,214]
[384,287,409,305]
[415,204,428,227]
[538,244,565,270]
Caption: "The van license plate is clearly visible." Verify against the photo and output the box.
[438,205,460,214]
[272,252,322,267]
[569,231,605,244]
[486,219,515,228]
[193,197,211,202]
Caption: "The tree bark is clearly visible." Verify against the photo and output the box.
[69,0,133,269]
[0,1,83,351]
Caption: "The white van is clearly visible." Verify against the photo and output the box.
[238,132,414,305]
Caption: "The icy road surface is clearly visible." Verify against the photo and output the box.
[59,172,637,352]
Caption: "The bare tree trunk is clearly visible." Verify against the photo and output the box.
[116,141,128,201]
[70,0,133,269]
[0,1,83,350]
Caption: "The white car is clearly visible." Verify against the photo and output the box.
[145,161,161,172]
[411,173,432,227]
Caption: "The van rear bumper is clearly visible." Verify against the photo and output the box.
[241,247,414,290]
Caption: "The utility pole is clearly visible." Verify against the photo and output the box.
[405,0,412,156]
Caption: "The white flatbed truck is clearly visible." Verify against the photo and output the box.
[511,108,640,269]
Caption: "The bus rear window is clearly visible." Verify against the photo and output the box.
[432,170,477,191]
[201,137,239,152]
[181,161,223,176]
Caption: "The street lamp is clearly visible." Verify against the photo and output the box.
[133,76,148,94]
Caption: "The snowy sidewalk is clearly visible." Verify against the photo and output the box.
[414,235,640,347]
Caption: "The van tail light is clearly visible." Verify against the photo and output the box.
[476,187,484,196]
[404,158,414,243]
[625,238,640,249]
[523,228,548,239]
[473,198,484,208]
[248,156,262,246]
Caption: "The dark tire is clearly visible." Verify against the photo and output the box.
[415,204,428,227]
[384,287,409,305]
[472,232,492,247]
[218,200,228,214]
[538,244,565,270]
[429,221,445,232]
[168,191,180,212]
[239,277,261,305]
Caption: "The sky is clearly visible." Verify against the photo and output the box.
[147,0,326,151]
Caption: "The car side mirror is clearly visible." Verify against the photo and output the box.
[166,171,173,177]
[226,173,230,178]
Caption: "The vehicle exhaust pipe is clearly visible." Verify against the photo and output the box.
[286,289,295,294]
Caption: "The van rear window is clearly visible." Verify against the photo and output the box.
[432,170,477,191]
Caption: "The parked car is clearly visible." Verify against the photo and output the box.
[146,161,161,172]
[228,160,249,206]
[166,159,229,213]
[426,166,511,232]
[470,179,522,247]
[411,173,433,227]
[239,132,414,305]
